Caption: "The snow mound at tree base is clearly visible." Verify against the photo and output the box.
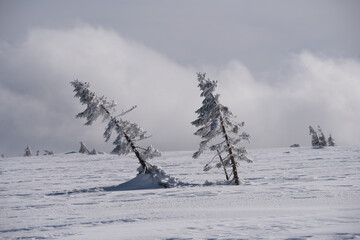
[139,164,181,187]
[48,165,182,195]
[103,174,165,191]
[104,164,181,191]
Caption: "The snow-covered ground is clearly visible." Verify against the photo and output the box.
[1,146,359,239]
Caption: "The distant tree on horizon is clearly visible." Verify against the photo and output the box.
[79,141,90,154]
[328,134,335,146]
[309,126,320,148]
[317,126,327,147]
[89,148,97,155]
[44,150,54,155]
[24,146,32,157]
[309,125,333,148]
[192,72,252,185]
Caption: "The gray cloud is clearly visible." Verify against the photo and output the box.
[1,26,359,156]
[1,1,359,72]
[0,26,198,156]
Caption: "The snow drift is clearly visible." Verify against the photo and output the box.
[1,147,359,239]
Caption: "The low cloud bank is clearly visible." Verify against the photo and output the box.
[1,26,359,156]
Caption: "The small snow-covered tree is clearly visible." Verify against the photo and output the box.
[192,73,252,185]
[44,150,54,155]
[309,126,320,148]
[328,134,335,146]
[79,141,89,154]
[89,148,97,155]
[24,146,32,157]
[71,80,161,174]
[317,126,327,147]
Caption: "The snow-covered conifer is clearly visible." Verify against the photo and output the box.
[24,146,32,157]
[89,148,97,155]
[79,142,89,154]
[192,73,252,185]
[317,126,327,147]
[70,80,161,174]
[309,126,320,148]
[328,134,335,146]
[44,150,54,155]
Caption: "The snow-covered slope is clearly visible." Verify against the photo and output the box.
[1,146,359,239]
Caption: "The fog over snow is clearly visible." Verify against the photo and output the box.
[0,1,359,156]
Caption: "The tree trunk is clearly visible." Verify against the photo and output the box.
[209,94,240,185]
[217,150,229,181]
[123,132,148,173]
[100,105,148,173]
[220,116,240,185]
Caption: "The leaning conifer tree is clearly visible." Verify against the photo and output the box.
[309,125,320,148]
[192,73,252,185]
[70,80,161,174]
[79,141,89,154]
[317,126,327,147]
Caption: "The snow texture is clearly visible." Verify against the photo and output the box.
[1,146,359,239]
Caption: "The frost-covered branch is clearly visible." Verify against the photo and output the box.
[115,105,137,117]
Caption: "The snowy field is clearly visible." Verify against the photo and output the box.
[1,146,359,239]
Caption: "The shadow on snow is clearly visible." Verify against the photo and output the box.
[47,173,199,196]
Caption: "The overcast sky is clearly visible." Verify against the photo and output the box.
[1,0,359,156]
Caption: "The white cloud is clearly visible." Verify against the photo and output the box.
[209,52,360,148]
[1,26,359,156]
[0,26,199,155]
